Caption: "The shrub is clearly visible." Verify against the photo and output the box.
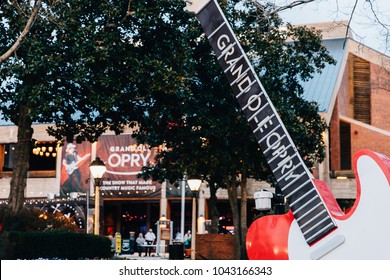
[8,231,112,259]
[0,208,76,232]
[0,208,111,259]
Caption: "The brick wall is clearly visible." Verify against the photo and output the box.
[331,55,390,171]
[350,124,390,159]
[370,63,390,131]
[196,234,238,260]
[348,61,390,160]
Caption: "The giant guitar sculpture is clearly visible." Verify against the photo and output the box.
[184,0,390,259]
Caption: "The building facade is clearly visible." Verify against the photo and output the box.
[1,21,390,238]
[300,22,390,211]
[0,124,265,237]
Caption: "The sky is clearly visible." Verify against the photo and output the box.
[274,0,390,55]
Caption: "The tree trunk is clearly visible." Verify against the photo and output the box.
[240,172,248,259]
[226,177,241,259]
[8,104,33,214]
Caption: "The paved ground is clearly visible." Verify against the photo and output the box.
[113,253,190,260]
[112,245,191,260]
[115,253,168,260]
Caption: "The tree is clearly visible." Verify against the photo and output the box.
[1,0,334,259]
[0,0,194,214]
[135,0,334,259]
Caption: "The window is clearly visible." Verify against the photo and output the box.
[352,55,371,124]
[340,121,351,170]
[2,143,16,171]
[1,141,57,177]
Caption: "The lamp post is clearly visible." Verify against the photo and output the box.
[86,189,90,233]
[89,157,106,235]
[187,179,202,260]
[180,172,187,243]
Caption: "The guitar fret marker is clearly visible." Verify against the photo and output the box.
[249,108,272,123]
[236,80,256,99]
[242,91,264,111]
[277,163,302,182]
[282,172,307,193]
[230,67,251,86]
[274,154,297,173]
[257,121,280,145]
[264,134,287,154]
[217,42,238,61]
[306,222,335,244]
[296,203,321,223]
[222,54,244,74]
[300,209,326,230]
[304,216,332,237]
[269,144,292,164]
[293,195,319,216]
[289,188,316,208]
[207,21,226,39]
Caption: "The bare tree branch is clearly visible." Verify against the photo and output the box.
[342,0,359,49]
[366,0,390,30]
[257,0,316,15]
[0,0,42,64]
[366,0,390,51]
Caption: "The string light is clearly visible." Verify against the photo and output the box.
[34,197,87,229]
[32,141,59,157]
[99,187,159,196]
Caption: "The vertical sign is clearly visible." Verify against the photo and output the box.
[60,142,92,196]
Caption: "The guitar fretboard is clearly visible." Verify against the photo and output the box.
[195,0,337,245]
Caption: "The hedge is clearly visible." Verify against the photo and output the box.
[4,231,112,259]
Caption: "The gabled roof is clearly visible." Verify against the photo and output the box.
[300,38,347,114]
[296,21,390,126]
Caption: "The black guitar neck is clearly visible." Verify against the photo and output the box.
[190,0,337,245]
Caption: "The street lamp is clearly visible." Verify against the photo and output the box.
[180,172,187,243]
[89,157,106,235]
[187,179,202,260]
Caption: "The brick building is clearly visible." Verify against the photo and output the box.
[297,21,390,209]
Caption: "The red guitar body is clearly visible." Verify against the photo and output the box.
[246,149,390,259]
[246,211,293,260]
[246,179,342,260]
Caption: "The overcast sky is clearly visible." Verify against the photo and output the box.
[275,0,390,55]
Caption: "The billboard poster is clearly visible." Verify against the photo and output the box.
[96,135,162,198]
[60,142,92,196]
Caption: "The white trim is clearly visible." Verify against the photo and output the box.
[324,39,350,125]
[339,114,390,137]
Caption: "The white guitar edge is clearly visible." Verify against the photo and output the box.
[288,151,390,259]
[310,234,345,259]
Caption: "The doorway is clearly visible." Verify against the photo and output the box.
[104,200,160,238]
